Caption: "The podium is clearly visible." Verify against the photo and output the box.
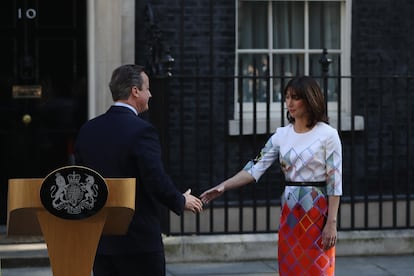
[7,173,135,276]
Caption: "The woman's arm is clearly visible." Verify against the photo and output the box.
[200,170,255,204]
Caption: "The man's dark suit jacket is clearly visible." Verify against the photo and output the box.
[74,105,185,255]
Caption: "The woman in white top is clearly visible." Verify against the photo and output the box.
[200,76,342,276]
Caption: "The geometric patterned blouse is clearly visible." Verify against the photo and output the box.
[243,122,342,196]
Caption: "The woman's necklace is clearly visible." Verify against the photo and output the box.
[293,122,311,133]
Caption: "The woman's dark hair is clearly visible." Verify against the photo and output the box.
[283,76,328,128]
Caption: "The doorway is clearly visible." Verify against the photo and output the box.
[0,0,87,223]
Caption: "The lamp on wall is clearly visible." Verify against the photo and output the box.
[144,3,175,77]
[319,48,332,110]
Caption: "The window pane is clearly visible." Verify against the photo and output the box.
[272,54,304,102]
[239,54,269,102]
[238,2,267,49]
[310,53,340,101]
[309,2,340,49]
[273,1,304,48]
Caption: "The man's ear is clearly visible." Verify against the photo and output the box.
[132,86,140,97]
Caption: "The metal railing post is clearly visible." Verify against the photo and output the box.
[319,48,332,111]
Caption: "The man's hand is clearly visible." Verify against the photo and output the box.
[183,189,203,213]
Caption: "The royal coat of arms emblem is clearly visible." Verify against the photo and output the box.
[40,166,108,220]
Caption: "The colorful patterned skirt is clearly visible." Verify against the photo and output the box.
[278,187,335,275]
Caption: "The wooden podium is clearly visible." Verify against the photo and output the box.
[7,177,135,276]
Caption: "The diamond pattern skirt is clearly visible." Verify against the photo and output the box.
[278,187,335,276]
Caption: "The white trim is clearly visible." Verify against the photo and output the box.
[341,0,352,113]
[229,114,364,135]
[86,0,135,119]
[87,0,96,120]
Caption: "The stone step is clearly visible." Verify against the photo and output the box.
[2,227,414,269]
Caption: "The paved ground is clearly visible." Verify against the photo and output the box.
[1,225,414,275]
[1,254,414,276]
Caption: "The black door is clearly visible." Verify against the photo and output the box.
[0,0,87,223]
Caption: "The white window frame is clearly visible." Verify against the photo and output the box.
[230,0,363,135]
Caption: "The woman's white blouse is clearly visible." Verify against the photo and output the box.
[243,122,342,196]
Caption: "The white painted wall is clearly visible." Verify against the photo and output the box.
[87,0,135,119]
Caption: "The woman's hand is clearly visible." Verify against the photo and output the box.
[199,184,225,204]
[200,170,255,204]
[322,220,337,250]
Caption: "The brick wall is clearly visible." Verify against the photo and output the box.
[137,0,414,202]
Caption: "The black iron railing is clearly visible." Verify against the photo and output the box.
[148,53,414,235]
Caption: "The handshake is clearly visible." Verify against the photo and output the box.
[183,184,225,213]
[183,171,249,213]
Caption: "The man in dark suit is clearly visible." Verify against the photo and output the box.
[74,64,203,276]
